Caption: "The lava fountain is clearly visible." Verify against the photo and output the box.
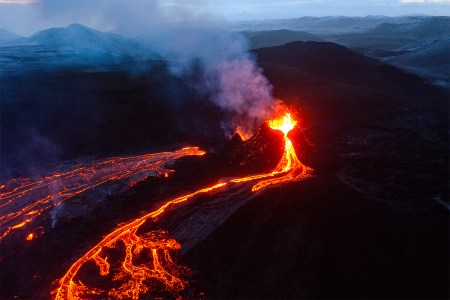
[53,112,313,299]
[231,112,313,191]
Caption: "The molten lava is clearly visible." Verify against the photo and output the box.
[53,183,227,300]
[49,112,313,299]
[0,147,205,241]
[232,113,312,192]
[269,112,297,135]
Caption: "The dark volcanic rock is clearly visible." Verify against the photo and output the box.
[220,123,284,175]
[184,177,449,299]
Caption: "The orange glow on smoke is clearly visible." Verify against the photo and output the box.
[235,126,252,141]
[52,112,313,299]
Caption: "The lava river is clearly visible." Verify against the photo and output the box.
[0,147,206,241]
[46,112,313,299]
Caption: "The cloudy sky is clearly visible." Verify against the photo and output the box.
[0,0,449,35]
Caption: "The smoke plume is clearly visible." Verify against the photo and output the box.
[2,0,277,138]
[142,27,275,137]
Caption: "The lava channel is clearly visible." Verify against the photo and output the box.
[0,147,205,241]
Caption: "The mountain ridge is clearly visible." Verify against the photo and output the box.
[0,28,22,42]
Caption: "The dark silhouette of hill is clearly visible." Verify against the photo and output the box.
[243,29,322,49]
[254,41,423,92]
[234,16,450,86]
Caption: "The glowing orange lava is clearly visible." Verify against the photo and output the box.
[53,112,313,299]
[268,112,297,135]
[0,147,205,241]
[53,183,226,300]
[232,113,312,191]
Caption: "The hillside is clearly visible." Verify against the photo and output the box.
[0,28,21,42]
[0,24,150,71]
[234,16,450,85]
[243,29,322,49]
[27,23,131,51]
[232,16,427,34]
[254,41,422,92]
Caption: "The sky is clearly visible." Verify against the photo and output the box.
[0,0,449,36]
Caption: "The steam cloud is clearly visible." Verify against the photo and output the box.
[205,45,275,137]
[143,27,275,137]
[1,0,276,138]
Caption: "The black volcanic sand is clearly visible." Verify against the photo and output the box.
[184,177,449,299]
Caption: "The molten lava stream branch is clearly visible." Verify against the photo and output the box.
[0,147,206,241]
[53,183,227,300]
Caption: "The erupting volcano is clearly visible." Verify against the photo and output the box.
[231,112,312,191]
[1,0,448,296]
[50,112,313,299]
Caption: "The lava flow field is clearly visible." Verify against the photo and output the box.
[1,112,316,298]
[2,105,448,299]
[1,12,449,300]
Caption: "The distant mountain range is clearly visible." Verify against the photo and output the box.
[0,24,156,71]
[231,15,448,35]
[254,41,419,90]
[233,16,450,86]
[243,29,322,49]
[27,24,136,53]
[0,16,448,85]
[0,28,22,42]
